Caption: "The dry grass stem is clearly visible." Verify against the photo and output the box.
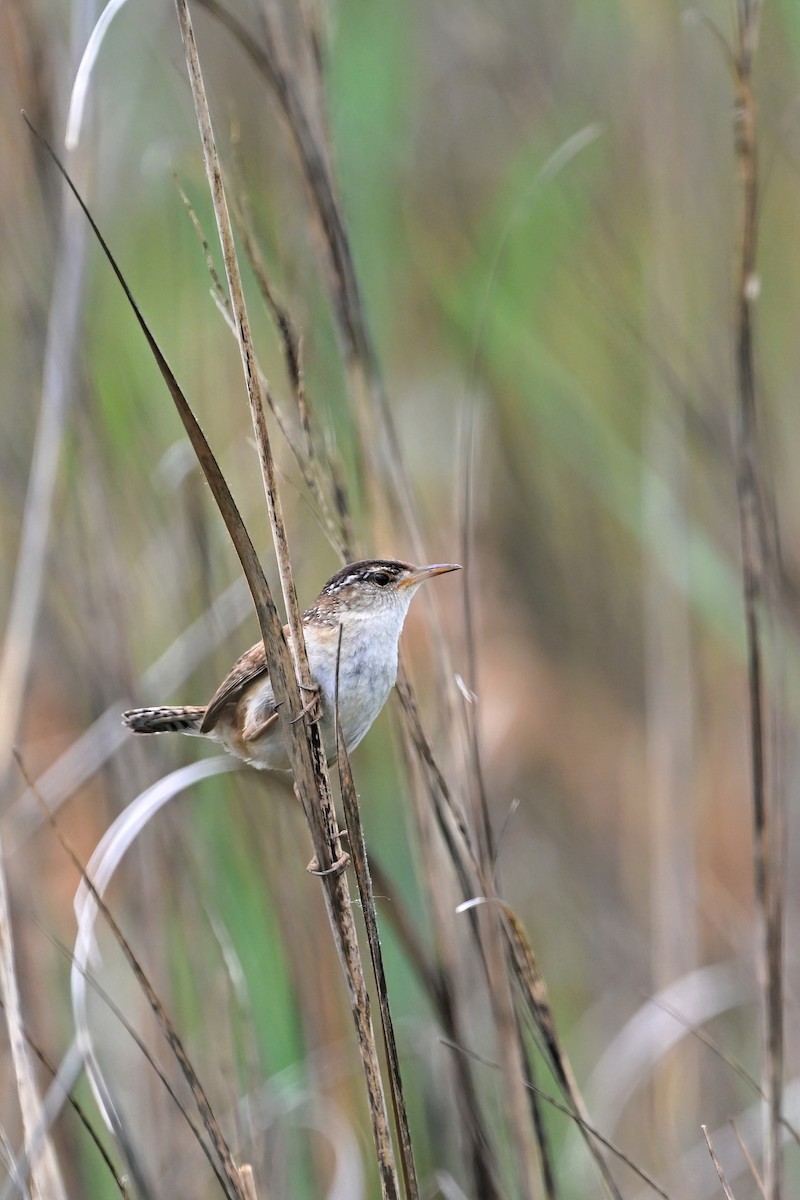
[0,1019,128,1196]
[442,1039,671,1200]
[729,1119,765,1197]
[229,197,353,559]
[173,3,401,1194]
[470,898,623,1200]
[178,175,352,559]
[399,662,614,1196]
[176,179,304,471]
[701,1125,739,1200]
[649,995,800,1147]
[398,665,614,1193]
[174,0,309,686]
[728,6,783,1196]
[457,408,494,867]
[0,832,67,1200]
[181,30,548,1195]
[51,934,228,1194]
[334,632,420,1200]
[7,6,795,1200]
[237,1163,258,1200]
[17,752,246,1200]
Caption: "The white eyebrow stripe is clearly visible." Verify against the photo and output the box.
[323,561,406,593]
[326,573,358,592]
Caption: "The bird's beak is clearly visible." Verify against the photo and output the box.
[399,562,462,588]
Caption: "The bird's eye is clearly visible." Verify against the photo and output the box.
[371,571,392,587]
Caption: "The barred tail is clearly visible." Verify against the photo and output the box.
[122,706,206,735]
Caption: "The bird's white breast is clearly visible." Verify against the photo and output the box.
[231,591,415,769]
[308,599,411,759]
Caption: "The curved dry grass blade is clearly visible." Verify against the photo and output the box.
[68,757,244,1199]
[334,631,420,1200]
[648,994,800,1148]
[21,115,286,667]
[24,111,341,881]
[585,964,748,1137]
[0,157,88,775]
[27,85,396,1200]
[65,0,132,150]
[39,923,231,1198]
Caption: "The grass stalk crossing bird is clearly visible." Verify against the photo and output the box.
[123,559,460,770]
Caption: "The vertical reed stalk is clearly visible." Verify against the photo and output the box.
[731,5,783,1196]
[173,4,401,1194]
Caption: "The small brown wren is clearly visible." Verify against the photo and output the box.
[123,559,460,770]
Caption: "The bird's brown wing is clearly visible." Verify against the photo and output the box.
[200,640,269,733]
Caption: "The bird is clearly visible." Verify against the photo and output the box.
[123,559,460,770]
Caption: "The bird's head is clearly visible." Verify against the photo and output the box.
[305,559,461,625]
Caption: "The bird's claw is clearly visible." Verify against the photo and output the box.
[292,683,322,726]
[306,849,350,876]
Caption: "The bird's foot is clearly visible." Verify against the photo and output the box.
[306,828,349,876]
[306,849,350,876]
[292,683,322,727]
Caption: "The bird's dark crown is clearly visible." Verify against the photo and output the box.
[320,559,412,595]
